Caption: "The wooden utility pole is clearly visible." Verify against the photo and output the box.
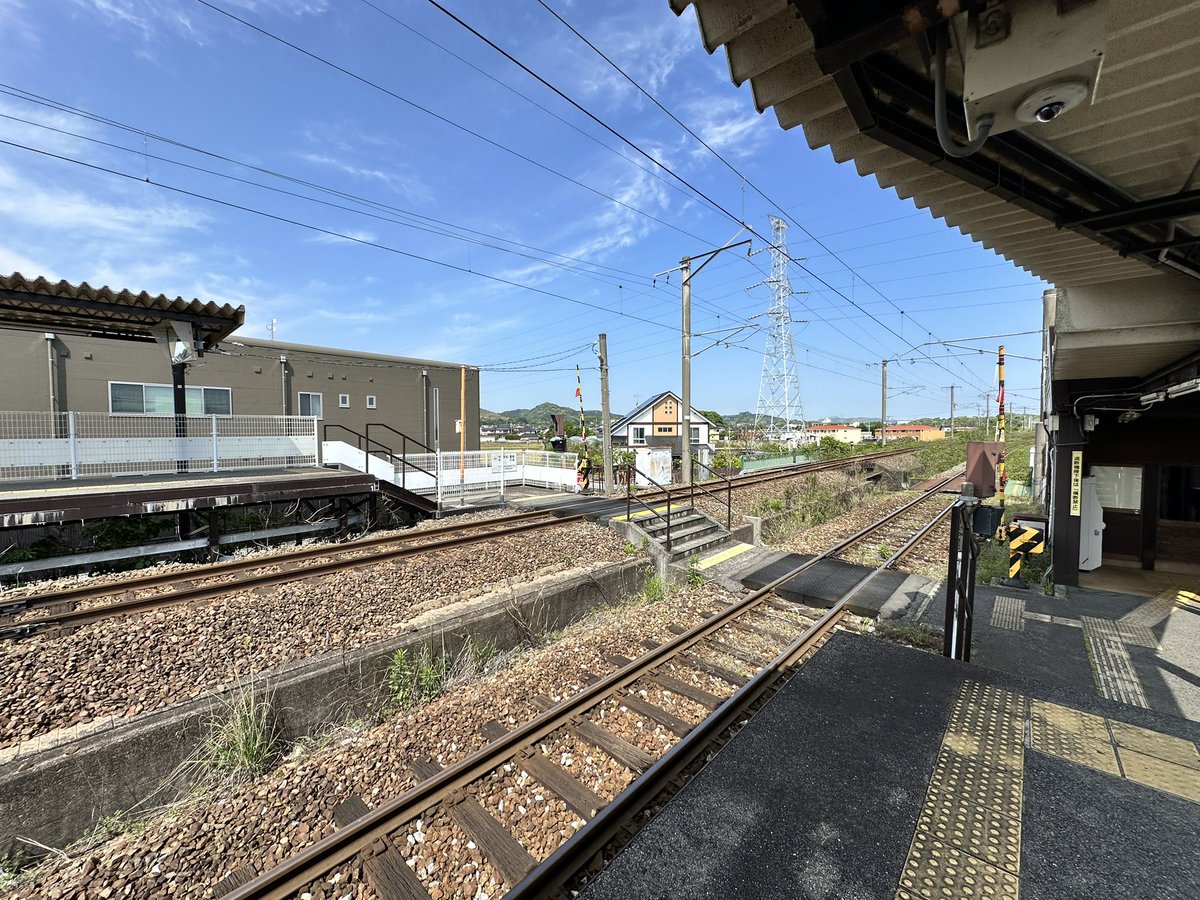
[598,333,613,492]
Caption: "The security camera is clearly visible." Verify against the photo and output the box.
[1015,82,1090,126]
[959,0,1108,139]
[1036,101,1065,122]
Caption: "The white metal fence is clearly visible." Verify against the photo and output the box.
[321,442,579,500]
[0,411,320,482]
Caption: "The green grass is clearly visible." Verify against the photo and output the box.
[195,684,278,785]
[757,474,874,543]
[873,622,944,652]
[383,637,505,714]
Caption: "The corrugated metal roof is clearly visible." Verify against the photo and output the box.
[670,0,1200,288]
[0,272,245,347]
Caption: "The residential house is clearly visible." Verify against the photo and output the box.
[609,391,716,477]
[804,423,866,445]
[875,423,945,442]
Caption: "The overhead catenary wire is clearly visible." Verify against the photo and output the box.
[531,0,1003,395]
[196,0,996,394]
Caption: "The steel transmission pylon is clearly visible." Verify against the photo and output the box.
[753,216,805,440]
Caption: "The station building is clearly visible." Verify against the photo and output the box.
[0,274,480,453]
[668,0,1200,588]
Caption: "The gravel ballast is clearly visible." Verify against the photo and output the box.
[7,581,861,900]
[0,522,628,751]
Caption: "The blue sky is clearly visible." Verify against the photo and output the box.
[0,0,1047,421]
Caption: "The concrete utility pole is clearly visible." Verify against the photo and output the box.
[598,333,613,493]
[681,256,693,484]
[880,359,888,444]
[661,235,751,486]
[950,384,956,435]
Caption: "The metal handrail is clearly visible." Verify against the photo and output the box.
[624,463,681,550]
[366,422,434,455]
[689,458,733,530]
[365,422,438,490]
[322,424,437,492]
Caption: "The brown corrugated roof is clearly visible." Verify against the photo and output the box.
[0,272,245,347]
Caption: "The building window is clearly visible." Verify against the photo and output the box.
[1091,465,1142,512]
[366,395,377,410]
[109,382,231,416]
[298,392,323,418]
[339,393,351,409]
[690,425,700,444]
[656,425,673,434]
[631,426,646,445]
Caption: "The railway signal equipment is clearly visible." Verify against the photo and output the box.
[1001,523,1046,589]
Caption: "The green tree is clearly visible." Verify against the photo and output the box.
[698,409,726,428]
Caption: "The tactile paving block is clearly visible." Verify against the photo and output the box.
[898,833,1020,900]
[916,785,1021,874]
[1031,700,1110,743]
[1109,720,1200,770]
[927,749,1023,820]
[1029,717,1120,776]
[942,731,1023,772]
[989,595,1025,632]
[1118,748,1200,803]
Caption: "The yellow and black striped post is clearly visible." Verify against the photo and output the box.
[1002,523,1045,588]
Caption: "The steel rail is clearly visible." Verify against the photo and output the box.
[508,501,955,898]
[223,471,960,900]
[3,509,564,615]
[1,515,588,639]
[5,448,910,616]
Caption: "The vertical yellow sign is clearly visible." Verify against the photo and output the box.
[1069,451,1083,516]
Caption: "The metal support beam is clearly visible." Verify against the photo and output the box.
[1059,187,1200,232]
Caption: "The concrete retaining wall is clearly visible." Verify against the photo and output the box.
[0,559,650,860]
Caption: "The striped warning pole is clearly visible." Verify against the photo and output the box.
[574,364,587,445]
[1003,523,1046,587]
[996,344,1007,514]
[574,365,590,492]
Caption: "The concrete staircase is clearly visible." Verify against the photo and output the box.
[637,506,731,563]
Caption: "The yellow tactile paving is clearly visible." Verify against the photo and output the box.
[1029,701,1120,775]
[1109,720,1200,770]
[1030,700,1109,744]
[916,786,1022,875]
[898,682,1025,900]
[614,504,671,522]
[897,835,1020,900]
[898,681,1200,900]
[1118,749,1200,803]
[694,541,753,570]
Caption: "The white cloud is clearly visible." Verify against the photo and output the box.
[0,0,39,48]
[0,163,208,240]
[568,13,693,104]
[0,245,56,279]
[307,229,378,245]
[681,94,774,161]
[70,0,327,45]
[297,151,432,206]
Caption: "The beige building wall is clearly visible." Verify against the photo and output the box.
[0,330,479,452]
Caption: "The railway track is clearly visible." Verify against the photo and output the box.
[0,449,913,641]
[219,472,959,900]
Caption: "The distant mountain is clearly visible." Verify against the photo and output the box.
[481,403,603,427]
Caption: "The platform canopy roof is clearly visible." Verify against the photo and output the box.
[667,0,1200,289]
[0,272,245,350]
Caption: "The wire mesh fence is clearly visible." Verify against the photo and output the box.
[0,411,319,482]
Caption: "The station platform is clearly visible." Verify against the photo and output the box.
[582,580,1200,900]
[0,466,377,527]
